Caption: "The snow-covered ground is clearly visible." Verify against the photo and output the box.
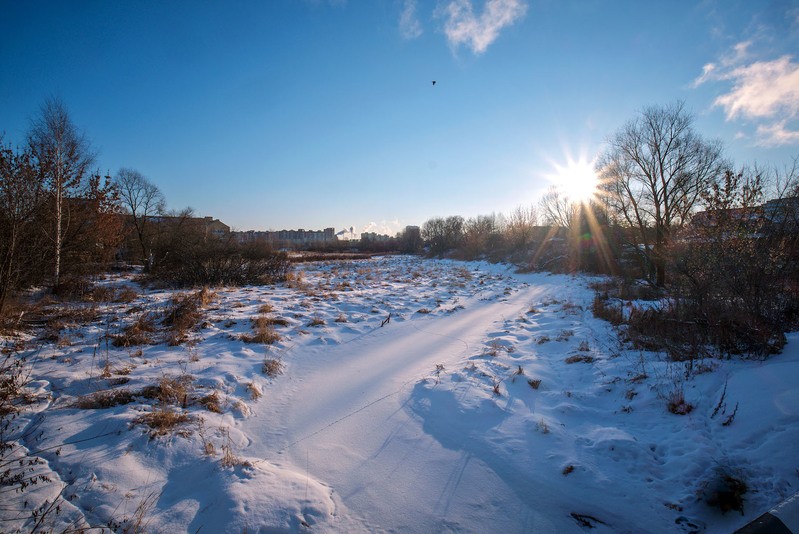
[3,256,798,532]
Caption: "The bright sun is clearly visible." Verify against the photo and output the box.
[551,156,599,204]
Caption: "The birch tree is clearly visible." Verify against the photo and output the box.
[28,97,95,287]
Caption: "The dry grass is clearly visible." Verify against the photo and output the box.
[246,382,262,400]
[242,316,281,344]
[485,340,514,357]
[416,308,432,314]
[114,287,140,303]
[556,329,574,342]
[257,303,274,314]
[262,358,284,377]
[527,378,542,390]
[75,388,135,409]
[113,312,158,347]
[667,389,693,415]
[537,419,550,433]
[565,354,595,364]
[592,294,625,325]
[163,289,214,345]
[492,379,502,396]
[308,315,325,327]
[198,390,223,413]
[334,313,348,323]
[133,407,192,437]
[140,376,193,407]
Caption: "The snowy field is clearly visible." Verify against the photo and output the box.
[3,256,798,533]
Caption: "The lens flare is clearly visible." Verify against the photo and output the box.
[548,155,599,204]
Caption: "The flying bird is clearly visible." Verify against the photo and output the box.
[432,80,436,86]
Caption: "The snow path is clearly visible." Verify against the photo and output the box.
[246,281,561,532]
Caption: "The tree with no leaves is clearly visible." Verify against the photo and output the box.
[539,186,577,229]
[27,97,95,288]
[114,168,166,270]
[597,101,727,286]
[0,142,45,313]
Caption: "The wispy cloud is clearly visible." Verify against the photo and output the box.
[399,0,423,39]
[437,0,527,55]
[713,56,799,121]
[756,120,799,147]
[694,42,799,146]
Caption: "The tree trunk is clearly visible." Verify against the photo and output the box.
[54,179,62,287]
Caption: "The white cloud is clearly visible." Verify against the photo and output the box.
[713,56,799,121]
[438,0,527,54]
[692,62,717,87]
[399,0,423,39]
[694,41,799,146]
[756,120,799,147]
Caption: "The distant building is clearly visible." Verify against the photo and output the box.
[235,227,336,246]
[148,215,230,238]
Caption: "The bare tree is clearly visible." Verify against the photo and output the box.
[539,186,577,229]
[422,216,464,255]
[504,204,539,250]
[597,101,726,286]
[462,213,503,258]
[114,168,166,270]
[27,97,95,287]
[0,142,45,313]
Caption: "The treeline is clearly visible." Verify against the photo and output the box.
[0,98,289,314]
[417,101,799,357]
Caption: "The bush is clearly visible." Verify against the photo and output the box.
[162,288,214,345]
[149,234,292,287]
[704,468,747,515]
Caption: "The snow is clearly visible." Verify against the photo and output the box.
[2,256,798,532]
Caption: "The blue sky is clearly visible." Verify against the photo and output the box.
[1,0,798,234]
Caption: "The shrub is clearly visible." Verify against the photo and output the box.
[704,469,747,515]
[149,236,291,287]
